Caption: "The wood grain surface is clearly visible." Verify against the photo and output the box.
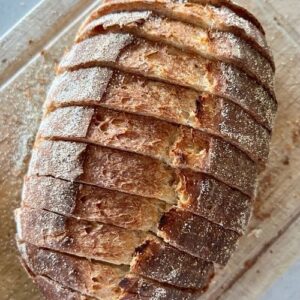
[0,0,299,299]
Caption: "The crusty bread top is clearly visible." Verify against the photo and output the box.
[158,208,239,265]
[16,1,276,298]
[29,136,256,198]
[45,68,271,166]
[82,0,273,64]
[131,238,213,289]
[34,276,96,300]
[22,176,167,231]
[17,241,126,299]
[58,33,276,130]
[76,10,274,94]
[190,0,265,34]
[16,207,148,265]
[119,274,198,300]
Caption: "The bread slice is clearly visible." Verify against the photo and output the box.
[177,170,251,233]
[17,241,126,299]
[15,207,148,265]
[130,238,214,289]
[46,68,271,165]
[119,274,197,300]
[190,0,265,34]
[27,140,253,232]
[32,135,256,198]
[28,140,177,203]
[22,176,166,231]
[76,11,274,94]
[19,250,96,300]
[58,33,276,130]
[36,115,257,197]
[82,0,272,64]
[158,208,240,265]
[35,276,95,300]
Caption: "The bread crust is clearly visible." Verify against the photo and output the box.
[177,170,252,233]
[27,139,253,232]
[16,1,276,298]
[158,208,240,265]
[38,106,257,197]
[119,275,197,300]
[131,239,214,289]
[28,140,177,203]
[82,0,273,65]
[22,176,166,231]
[46,68,271,165]
[58,33,276,130]
[15,207,148,265]
[29,137,255,199]
[34,276,96,300]
[76,11,274,94]
[190,0,265,34]
[17,241,125,299]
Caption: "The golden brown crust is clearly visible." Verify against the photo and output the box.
[16,1,276,298]
[131,239,214,289]
[27,139,254,231]
[28,140,176,203]
[58,33,276,130]
[17,241,125,299]
[177,170,252,233]
[46,68,271,165]
[22,176,167,231]
[34,276,96,300]
[119,274,197,300]
[82,0,273,65]
[39,106,259,193]
[15,207,148,265]
[29,136,255,199]
[190,0,265,34]
[158,208,240,265]
[82,145,177,202]
[76,11,274,94]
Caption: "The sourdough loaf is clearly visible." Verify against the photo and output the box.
[15,0,276,299]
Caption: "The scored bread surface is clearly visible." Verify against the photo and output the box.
[16,0,277,299]
[76,11,274,94]
[58,33,276,130]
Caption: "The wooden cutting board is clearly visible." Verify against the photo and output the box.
[0,1,299,299]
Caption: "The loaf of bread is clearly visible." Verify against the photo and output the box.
[15,0,277,299]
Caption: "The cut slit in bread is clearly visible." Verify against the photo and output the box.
[82,0,273,65]
[27,140,254,232]
[190,0,265,34]
[17,241,126,300]
[76,11,274,94]
[58,33,277,130]
[16,200,240,265]
[22,176,167,231]
[158,208,240,265]
[38,106,258,199]
[35,276,95,300]
[119,274,198,300]
[30,134,256,197]
[15,207,149,265]
[130,238,214,289]
[45,68,271,165]
[18,238,213,294]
